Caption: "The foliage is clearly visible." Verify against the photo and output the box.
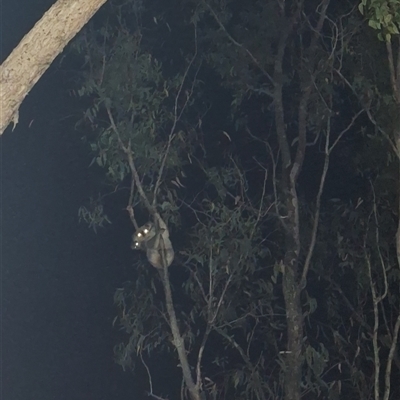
[71,0,400,399]
[78,196,111,232]
[359,0,400,41]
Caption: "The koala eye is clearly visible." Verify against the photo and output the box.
[137,232,142,237]
[144,228,149,234]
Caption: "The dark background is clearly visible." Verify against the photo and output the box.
[1,1,145,398]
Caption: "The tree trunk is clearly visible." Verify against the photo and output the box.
[0,0,108,135]
[282,246,303,400]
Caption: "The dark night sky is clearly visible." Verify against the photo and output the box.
[1,1,147,399]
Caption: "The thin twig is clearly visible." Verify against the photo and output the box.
[300,105,364,287]
[334,68,398,154]
[202,1,274,88]
[153,26,199,206]
[106,106,154,214]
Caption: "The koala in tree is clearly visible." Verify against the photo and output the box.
[132,216,174,269]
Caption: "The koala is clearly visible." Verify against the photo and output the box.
[132,216,174,269]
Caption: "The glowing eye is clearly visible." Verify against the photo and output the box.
[137,233,142,237]
[144,228,149,234]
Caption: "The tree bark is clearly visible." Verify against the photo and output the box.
[0,0,108,135]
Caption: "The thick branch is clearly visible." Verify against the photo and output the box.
[273,31,292,170]
[159,266,200,400]
[386,40,400,104]
[107,106,200,400]
[383,313,400,400]
[291,0,330,183]
[366,252,381,400]
[0,0,108,135]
